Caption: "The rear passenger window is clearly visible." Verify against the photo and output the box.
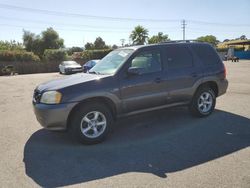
[192,45,220,66]
[165,46,193,69]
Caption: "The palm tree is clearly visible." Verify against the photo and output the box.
[130,25,149,45]
[148,32,170,44]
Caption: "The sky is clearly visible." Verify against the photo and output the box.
[0,0,249,47]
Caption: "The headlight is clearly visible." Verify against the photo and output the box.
[40,91,62,104]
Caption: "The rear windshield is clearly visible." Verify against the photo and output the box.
[191,45,221,66]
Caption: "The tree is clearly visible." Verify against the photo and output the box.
[240,35,247,40]
[148,32,170,44]
[67,46,83,55]
[112,44,118,49]
[41,27,64,50]
[84,42,94,50]
[196,35,219,46]
[130,25,149,45]
[23,30,43,57]
[85,37,108,50]
[23,28,64,58]
[23,30,36,52]
[94,37,107,49]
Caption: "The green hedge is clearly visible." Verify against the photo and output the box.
[44,49,67,61]
[217,47,245,52]
[0,61,61,76]
[0,50,40,62]
[74,49,112,62]
[216,48,228,52]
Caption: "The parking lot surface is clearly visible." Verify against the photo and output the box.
[0,60,250,188]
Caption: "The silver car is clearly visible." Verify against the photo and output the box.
[59,61,82,74]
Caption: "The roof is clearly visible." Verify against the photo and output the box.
[119,40,209,51]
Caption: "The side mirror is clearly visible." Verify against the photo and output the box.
[127,67,143,76]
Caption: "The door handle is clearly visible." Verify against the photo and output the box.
[154,77,162,83]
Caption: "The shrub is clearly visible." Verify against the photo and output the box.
[43,49,67,61]
[216,47,245,52]
[0,50,40,62]
[216,48,229,52]
[67,47,83,55]
[75,49,112,63]
[1,65,16,75]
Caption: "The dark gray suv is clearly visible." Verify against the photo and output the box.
[33,42,228,144]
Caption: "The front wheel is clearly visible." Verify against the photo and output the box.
[69,103,113,144]
[189,87,216,117]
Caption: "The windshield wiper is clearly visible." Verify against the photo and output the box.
[89,71,101,75]
[89,71,97,74]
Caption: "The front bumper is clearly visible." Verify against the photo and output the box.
[33,102,77,130]
[65,68,83,74]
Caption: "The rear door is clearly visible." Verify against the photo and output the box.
[163,45,202,103]
[119,48,167,113]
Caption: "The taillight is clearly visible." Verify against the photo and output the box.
[223,63,226,79]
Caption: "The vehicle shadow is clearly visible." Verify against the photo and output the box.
[23,107,250,187]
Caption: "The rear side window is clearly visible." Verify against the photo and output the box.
[164,46,193,69]
[192,45,220,66]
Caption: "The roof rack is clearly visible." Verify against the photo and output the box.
[161,40,202,44]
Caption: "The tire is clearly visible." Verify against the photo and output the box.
[189,87,216,117]
[69,102,113,144]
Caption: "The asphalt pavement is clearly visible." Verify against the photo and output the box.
[0,60,249,188]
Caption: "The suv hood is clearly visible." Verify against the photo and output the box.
[37,73,109,91]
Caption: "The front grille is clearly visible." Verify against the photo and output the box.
[33,89,42,103]
[73,68,83,71]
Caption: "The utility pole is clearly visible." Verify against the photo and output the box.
[181,20,186,40]
[120,39,125,47]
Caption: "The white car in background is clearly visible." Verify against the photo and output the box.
[59,61,82,75]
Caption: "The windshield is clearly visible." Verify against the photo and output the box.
[90,49,134,75]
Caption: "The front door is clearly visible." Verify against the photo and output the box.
[120,49,167,113]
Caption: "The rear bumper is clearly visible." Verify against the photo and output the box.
[33,102,77,130]
[218,79,228,96]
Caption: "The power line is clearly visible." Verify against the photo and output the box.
[0,3,179,23]
[0,23,128,33]
[0,16,181,31]
[188,20,250,27]
[0,23,182,35]
[0,3,249,27]
[187,27,249,33]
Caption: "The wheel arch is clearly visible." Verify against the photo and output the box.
[195,81,219,97]
[66,96,117,129]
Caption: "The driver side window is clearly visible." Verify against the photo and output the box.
[131,51,162,74]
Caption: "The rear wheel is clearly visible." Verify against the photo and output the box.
[69,102,113,144]
[189,87,216,117]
